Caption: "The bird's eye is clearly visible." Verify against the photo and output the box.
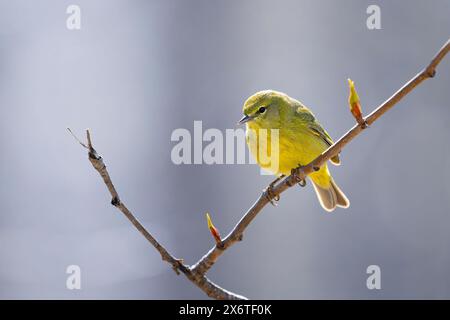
[258,106,267,114]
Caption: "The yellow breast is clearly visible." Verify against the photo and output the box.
[246,122,329,176]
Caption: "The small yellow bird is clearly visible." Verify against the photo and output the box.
[238,90,349,212]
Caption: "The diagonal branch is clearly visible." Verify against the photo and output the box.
[72,39,449,299]
[190,38,450,276]
[71,128,246,300]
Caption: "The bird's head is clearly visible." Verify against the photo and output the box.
[238,90,291,128]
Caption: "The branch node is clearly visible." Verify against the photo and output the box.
[171,258,185,275]
[111,196,121,207]
[88,152,101,161]
[427,68,436,78]
[216,241,225,249]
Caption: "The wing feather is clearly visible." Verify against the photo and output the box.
[295,106,341,165]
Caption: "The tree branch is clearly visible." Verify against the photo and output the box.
[72,39,449,299]
[190,38,450,276]
[70,128,246,300]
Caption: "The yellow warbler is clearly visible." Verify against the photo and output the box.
[238,90,349,212]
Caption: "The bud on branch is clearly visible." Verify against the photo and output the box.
[348,78,367,128]
[206,213,222,246]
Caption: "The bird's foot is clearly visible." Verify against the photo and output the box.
[264,175,284,206]
[298,178,307,187]
[288,164,306,187]
[288,166,307,187]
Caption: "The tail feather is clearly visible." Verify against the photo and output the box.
[331,178,350,208]
[311,178,349,212]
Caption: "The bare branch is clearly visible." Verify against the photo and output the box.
[67,128,88,149]
[72,39,449,299]
[191,38,450,276]
[70,129,247,300]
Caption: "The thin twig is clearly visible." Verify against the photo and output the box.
[67,128,88,149]
[71,129,246,300]
[190,38,450,276]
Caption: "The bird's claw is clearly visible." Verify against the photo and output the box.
[288,166,307,187]
[264,177,283,206]
[291,167,301,181]
[265,187,280,206]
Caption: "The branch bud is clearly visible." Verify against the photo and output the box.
[206,213,222,245]
[348,79,366,127]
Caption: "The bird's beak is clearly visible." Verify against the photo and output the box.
[237,114,253,125]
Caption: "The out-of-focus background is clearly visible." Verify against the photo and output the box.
[0,0,449,299]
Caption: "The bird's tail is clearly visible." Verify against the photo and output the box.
[310,167,349,212]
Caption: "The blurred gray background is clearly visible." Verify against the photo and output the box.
[0,0,449,299]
